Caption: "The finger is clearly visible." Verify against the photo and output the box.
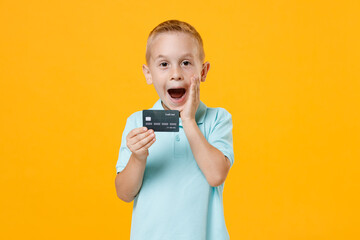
[191,75,199,101]
[127,127,147,140]
[197,77,200,100]
[192,74,200,84]
[193,75,200,94]
[133,131,155,151]
[190,76,197,99]
[134,137,156,156]
[195,74,200,83]
[133,130,156,151]
[128,129,153,146]
[127,128,151,151]
[141,136,156,151]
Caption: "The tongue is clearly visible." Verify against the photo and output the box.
[169,89,185,98]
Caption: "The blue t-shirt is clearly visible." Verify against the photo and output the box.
[116,99,234,240]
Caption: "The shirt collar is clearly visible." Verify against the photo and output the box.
[151,99,207,125]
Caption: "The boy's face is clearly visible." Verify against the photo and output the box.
[142,32,210,111]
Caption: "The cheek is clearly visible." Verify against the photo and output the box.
[152,78,167,92]
[154,70,168,80]
[184,67,201,79]
[183,67,197,76]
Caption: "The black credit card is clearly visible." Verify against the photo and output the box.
[143,110,179,132]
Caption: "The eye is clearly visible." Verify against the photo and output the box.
[182,60,191,66]
[160,62,168,67]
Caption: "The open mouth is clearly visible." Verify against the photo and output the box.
[167,88,186,99]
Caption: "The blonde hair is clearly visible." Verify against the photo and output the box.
[145,20,205,65]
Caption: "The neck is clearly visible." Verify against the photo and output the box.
[161,101,170,110]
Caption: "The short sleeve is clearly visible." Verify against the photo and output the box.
[115,112,141,174]
[207,108,234,167]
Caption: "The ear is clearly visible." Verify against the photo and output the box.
[200,61,210,82]
[142,64,152,85]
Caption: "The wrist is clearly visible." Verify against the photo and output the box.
[181,118,197,128]
[131,153,147,164]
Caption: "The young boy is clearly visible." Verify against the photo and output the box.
[115,20,234,240]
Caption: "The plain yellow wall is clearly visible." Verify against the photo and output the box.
[1,0,359,239]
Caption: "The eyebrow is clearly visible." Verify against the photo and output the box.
[155,53,194,60]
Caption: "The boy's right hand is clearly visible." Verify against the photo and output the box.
[126,127,156,162]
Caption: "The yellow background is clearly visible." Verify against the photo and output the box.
[1,0,359,239]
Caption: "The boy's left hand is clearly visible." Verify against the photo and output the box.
[180,75,200,122]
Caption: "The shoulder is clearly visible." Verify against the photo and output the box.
[124,100,160,127]
[202,106,233,135]
[124,110,143,128]
[205,107,232,123]
[127,110,142,120]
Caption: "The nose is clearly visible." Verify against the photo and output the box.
[170,65,183,81]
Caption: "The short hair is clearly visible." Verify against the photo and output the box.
[145,20,205,65]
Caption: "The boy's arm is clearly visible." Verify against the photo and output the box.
[115,127,155,202]
[115,154,146,202]
[181,76,231,187]
[182,120,231,187]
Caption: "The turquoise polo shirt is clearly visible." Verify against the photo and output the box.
[116,99,234,240]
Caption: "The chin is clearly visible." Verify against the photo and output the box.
[162,99,184,111]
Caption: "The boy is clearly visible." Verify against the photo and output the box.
[115,20,234,240]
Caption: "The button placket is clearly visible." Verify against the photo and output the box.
[175,134,180,141]
[174,127,186,157]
